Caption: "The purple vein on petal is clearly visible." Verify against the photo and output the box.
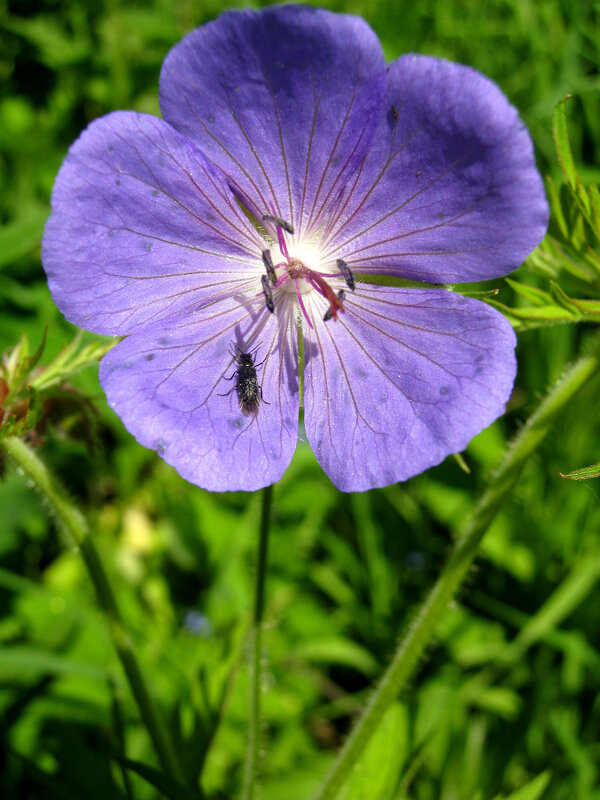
[322,153,469,259]
[319,104,435,248]
[303,77,358,236]
[261,66,294,228]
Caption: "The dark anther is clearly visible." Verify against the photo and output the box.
[261,274,274,313]
[391,104,399,122]
[336,259,355,291]
[262,249,277,286]
[323,290,346,322]
[262,213,294,234]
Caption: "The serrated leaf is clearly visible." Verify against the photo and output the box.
[553,96,577,190]
[493,771,551,800]
[340,703,408,800]
[548,281,584,313]
[488,291,600,330]
[0,386,43,439]
[23,385,43,430]
[545,176,568,239]
[505,279,551,306]
[552,97,599,238]
[590,183,600,230]
[559,461,600,480]
[10,329,48,395]
[31,335,116,392]
[2,333,27,385]
[487,301,595,331]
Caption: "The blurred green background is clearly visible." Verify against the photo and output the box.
[1,1,600,798]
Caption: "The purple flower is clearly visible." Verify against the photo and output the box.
[42,6,548,493]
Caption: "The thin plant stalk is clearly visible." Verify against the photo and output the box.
[0,436,185,785]
[313,348,599,800]
[242,483,274,800]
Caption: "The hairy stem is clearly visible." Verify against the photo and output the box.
[0,436,185,784]
[242,484,274,800]
[313,349,599,800]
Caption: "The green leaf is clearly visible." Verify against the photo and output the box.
[559,461,600,480]
[493,771,551,800]
[295,636,380,676]
[5,15,90,68]
[454,287,500,300]
[339,703,408,800]
[453,452,471,474]
[0,645,114,681]
[470,686,521,719]
[116,757,203,800]
[0,206,48,270]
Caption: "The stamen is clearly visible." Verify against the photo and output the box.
[323,290,346,322]
[295,282,314,329]
[277,227,290,260]
[262,213,294,234]
[261,274,274,313]
[262,249,277,286]
[336,259,355,291]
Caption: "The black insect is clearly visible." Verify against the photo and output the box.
[219,343,268,416]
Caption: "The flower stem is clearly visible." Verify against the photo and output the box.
[242,483,274,800]
[313,349,599,800]
[0,436,185,785]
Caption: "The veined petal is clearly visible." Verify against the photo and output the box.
[303,286,516,492]
[159,5,386,239]
[321,56,548,283]
[43,111,263,336]
[99,296,299,492]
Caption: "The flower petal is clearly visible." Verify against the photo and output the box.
[99,296,299,492]
[159,5,385,239]
[303,286,516,492]
[43,111,264,336]
[321,56,548,283]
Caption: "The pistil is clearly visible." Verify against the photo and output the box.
[261,215,349,325]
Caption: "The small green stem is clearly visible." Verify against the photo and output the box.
[313,349,599,800]
[0,436,185,785]
[242,484,274,800]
